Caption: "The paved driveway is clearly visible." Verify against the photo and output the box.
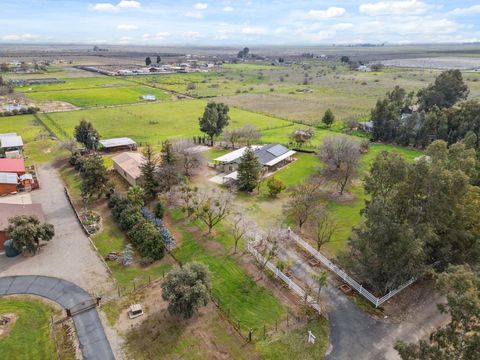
[0,275,115,360]
[0,163,113,295]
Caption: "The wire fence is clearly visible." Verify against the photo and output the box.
[288,230,416,308]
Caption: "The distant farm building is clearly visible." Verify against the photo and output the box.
[356,65,371,72]
[99,137,137,152]
[112,152,145,186]
[212,144,296,184]
[141,94,156,101]
[0,203,45,251]
[0,158,25,175]
[358,121,374,133]
[0,133,24,157]
[0,172,19,196]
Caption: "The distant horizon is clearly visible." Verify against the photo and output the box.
[2,1,480,46]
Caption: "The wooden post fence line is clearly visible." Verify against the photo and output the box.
[287,230,416,308]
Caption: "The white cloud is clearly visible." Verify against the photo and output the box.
[194,3,208,10]
[2,33,40,41]
[449,5,480,17]
[117,24,138,30]
[359,1,428,16]
[117,1,141,9]
[223,6,234,12]
[143,32,170,40]
[91,1,140,12]
[242,27,268,35]
[184,11,204,19]
[306,7,346,19]
[92,3,118,12]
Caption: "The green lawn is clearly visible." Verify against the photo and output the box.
[255,318,329,360]
[0,298,56,360]
[42,100,292,145]
[170,209,285,331]
[26,86,170,107]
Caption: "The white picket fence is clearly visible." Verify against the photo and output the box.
[288,231,416,308]
[247,242,322,313]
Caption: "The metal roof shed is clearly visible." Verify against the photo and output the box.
[0,172,18,184]
[0,135,24,148]
[99,137,137,149]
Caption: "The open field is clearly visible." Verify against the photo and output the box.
[26,85,171,107]
[14,76,133,91]
[0,297,56,360]
[41,100,292,144]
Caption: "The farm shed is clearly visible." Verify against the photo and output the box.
[0,203,45,251]
[141,94,156,101]
[0,172,18,196]
[112,152,145,186]
[99,137,137,152]
[0,133,23,154]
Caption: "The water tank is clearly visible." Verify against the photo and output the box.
[4,239,20,257]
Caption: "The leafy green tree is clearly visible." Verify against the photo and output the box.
[156,55,161,64]
[139,144,159,199]
[395,265,479,360]
[340,56,350,63]
[128,221,165,260]
[145,57,152,66]
[322,109,335,128]
[80,154,111,200]
[74,120,100,151]
[266,176,286,197]
[7,215,55,255]
[161,140,175,166]
[237,146,261,192]
[127,186,145,207]
[118,205,144,231]
[199,102,230,146]
[161,262,212,319]
[418,70,469,111]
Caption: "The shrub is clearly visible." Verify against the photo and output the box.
[129,222,165,260]
[155,202,164,219]
[266,176,286,197]
[118,205,145,232]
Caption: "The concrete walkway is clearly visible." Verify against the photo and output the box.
[0,275,115,360]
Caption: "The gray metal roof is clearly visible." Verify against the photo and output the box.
[0,135,23,148]
[0,172,18,184]
[99,137,136,148]
[233,144,291,166]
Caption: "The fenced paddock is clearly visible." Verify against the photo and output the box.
[288,231,415,308]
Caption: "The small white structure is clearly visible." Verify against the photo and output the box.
[0,133,24,153]
[128,304,144,319]
[307,330,316,344]
[141,94,156,101]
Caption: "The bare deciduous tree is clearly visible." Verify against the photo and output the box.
[284,182,322,231]
[255,227,285,271]
[193,189,233,234]
[172,140,204,177]
[222,124,261,149]
[231,213,254,253]
[318,135,361,195]
[307,207,336,251]
[61,138,78,155]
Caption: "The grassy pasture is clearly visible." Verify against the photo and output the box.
[0,298,56,359]
[15,76,133,91]
[42,100,292,144]
[26,86,170,107]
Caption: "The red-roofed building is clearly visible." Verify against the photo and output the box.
[0,159,25,175]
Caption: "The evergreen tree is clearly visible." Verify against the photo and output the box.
[322,109,335,128]
[145,56,152,66]
[199,102,230,146]
[237,146,261,192]
[140,144,159,199]
[74,120,100,151]
[80,154,111,200]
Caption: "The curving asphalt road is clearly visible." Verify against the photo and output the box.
[0,275,115,360]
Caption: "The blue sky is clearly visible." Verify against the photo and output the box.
[1,1,480,45]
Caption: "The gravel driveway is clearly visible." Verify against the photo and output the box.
[0,163,114,295]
